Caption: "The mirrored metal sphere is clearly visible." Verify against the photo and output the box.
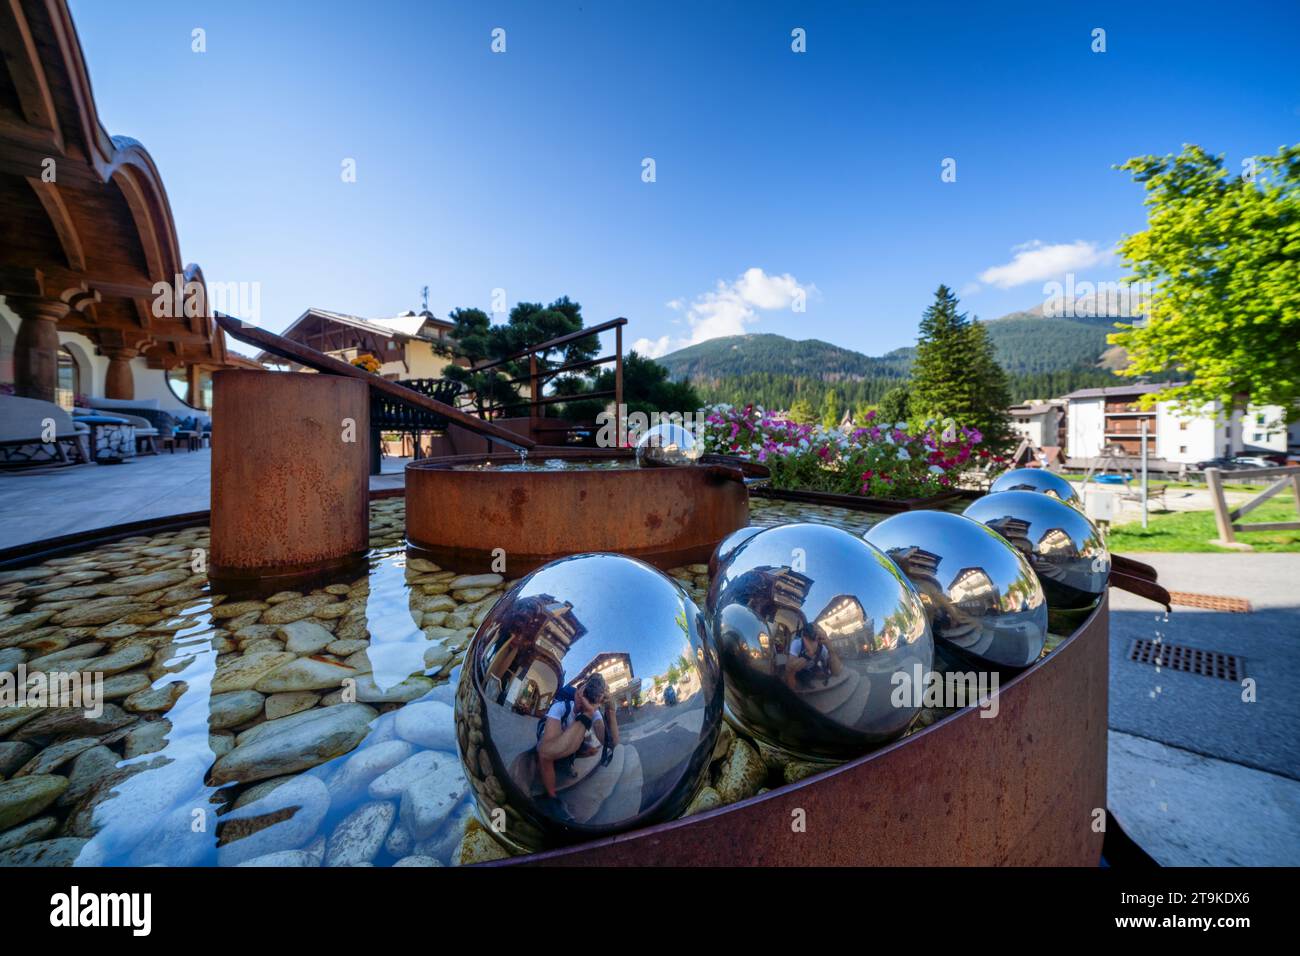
[963,490,1110,610]
[708,523,933,761]
[864,511,1048,668]
[989,468,1082,510]
[456,553,721,853]
[708,524,764,579]
[635,422,701,467]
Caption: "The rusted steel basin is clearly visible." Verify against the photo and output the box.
[405,449,750,574]
[496,592,1109,866]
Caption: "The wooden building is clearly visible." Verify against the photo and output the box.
[0,0,246,413]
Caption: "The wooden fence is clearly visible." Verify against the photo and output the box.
[1205,465,1300,546]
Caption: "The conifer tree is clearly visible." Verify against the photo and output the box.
[908,285,1012,443]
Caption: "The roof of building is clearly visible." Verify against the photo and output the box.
[1059,382,1184,400]
[1009,402,1060,417]
[255,307,454,362]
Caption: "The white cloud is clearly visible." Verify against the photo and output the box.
[632,335,673,358]
[977,240,1113,289]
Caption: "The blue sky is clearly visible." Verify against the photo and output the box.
[70,0,1299,360]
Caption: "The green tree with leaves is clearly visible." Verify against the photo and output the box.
[1109,144,1300,420]
[877,385,911,425]
[908,285,1012,443]
[820,388,842,429]
[788,396,815,424]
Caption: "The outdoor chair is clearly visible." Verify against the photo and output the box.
[0,394,91,465]
[74,407,160,454]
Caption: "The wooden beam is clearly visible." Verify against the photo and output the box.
[26,178,86,271]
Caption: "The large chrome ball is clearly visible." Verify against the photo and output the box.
[864,511,1048,668]
[963,490,1110,610]
[708,523,933,761]
[634,421,701,467]
[456,552,721,853]
[989,468,1081,510]
[708,524,764,579]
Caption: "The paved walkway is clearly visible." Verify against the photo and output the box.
[0,450,407,550]
[1108,552,1300,865]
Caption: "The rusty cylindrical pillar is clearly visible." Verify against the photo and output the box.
[211,370,369,586]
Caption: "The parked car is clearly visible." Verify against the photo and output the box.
[1230,456,1277,470]
[1194,457,1239,471]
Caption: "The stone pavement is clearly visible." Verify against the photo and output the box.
[1107,552,1300,865]
[0,450,408,550]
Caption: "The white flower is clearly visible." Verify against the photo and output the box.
[928,464,944,474]
[896,448,910,461]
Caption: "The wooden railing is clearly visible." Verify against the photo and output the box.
[470,317,626,442]
[1206,465,1300,547]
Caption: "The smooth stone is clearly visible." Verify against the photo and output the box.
[714,739,766,805]
[217,775,330,866]
[261,595,337,625]
[0,814,58,851]
[0,611,57,644]
[384,821,414,857]
[454,818,510,865]
[277,620,334,655]
[25,642,106,671]
[328,739,413,802]
[242,639,284,656]
[11,704,135,742]
[92,621,142,642]
[326,639,368,656]
[265,591,303,604]
[0,774,68,830]
[265,691,320,721]
[208,690,266,730]
[394,855,443,867]
[209,600,269,621]
[416,594,455,613]
[210,651,295,694]
[312,603,351,621]
[253,656,359,693]
[399,755,467,839]
[235,849,319,867]
[683,785,723,817]
[70,644,152,676]
[350,674,434,704]
[210,703,376,784]
[452,587,495,602]
[447,574,503,589]
[14,737,98,777]
[52,601,154,628]
[123,720,171,759]
[0,647,26,674]
[325,800,396,867]
[405,559,441,573]
[0,837,99,867]
[0,708,40,737]
[416,798,474,863]
[209,732,235,758]
[393,700,456,752]
[98,569,191,597]
[99,672,153,701]
[124,680,187,713]
[0,742,36,777]
[368,750,446,800]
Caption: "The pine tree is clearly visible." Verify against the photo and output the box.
[909,285,1012,444]
[788,397,815,423]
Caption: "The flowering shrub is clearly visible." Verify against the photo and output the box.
[699,402,1004,499]
[350,353,382,374]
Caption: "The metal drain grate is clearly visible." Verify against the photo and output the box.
[1168,591,1252,613]
[1129,639,1243,681]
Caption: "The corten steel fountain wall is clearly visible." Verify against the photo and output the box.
[405,449,751,574]
[496,594,1110,867]
[210,370,370,585]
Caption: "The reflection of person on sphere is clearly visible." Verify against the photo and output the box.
[785,628,841,690]
[536,673,621,801]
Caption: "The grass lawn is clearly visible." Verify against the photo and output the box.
[1107,490,1300,553]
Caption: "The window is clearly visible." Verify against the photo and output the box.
[1179,421,1188,431]
[55,348,79,410]
[1179,445,1188,454]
